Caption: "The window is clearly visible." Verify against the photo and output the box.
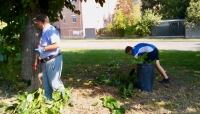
[63,16,66,23]
[72,15,76,23]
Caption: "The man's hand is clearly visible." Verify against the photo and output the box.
[129,69,135,76]
[35,46,45,54]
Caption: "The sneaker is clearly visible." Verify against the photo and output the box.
[159,78,170,84]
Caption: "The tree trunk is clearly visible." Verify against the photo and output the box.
[21,14,42,92]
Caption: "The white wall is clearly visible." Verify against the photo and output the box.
[81,0,117,28]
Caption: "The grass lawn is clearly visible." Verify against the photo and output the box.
[62,49,200,84]
[61,49,200,113]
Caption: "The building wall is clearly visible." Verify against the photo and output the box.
[54,0,117,38]
[82,0,117,29]
[54,1,83,38]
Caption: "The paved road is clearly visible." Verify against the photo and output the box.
[61,41,200,51]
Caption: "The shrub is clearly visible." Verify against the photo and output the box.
[125,9,162,36]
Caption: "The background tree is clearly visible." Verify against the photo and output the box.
[110,10,127,37]
[142,0,190,19]
[107,0,139,37]
[0,0,105,92]
[186,0,200,26]
[114,0,135,24]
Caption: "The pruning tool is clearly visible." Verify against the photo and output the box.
[34,45,40,70]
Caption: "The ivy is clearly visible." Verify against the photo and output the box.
[119,83,135,99]
[101,96,125,114]
[5,88,72,114]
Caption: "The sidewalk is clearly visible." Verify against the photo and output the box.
[61,40,200,51]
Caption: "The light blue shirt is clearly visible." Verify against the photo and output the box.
[132,43,156,56]
[40,24,61,59]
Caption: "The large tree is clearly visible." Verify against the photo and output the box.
[0,0,105,91]
[142,0,190,19]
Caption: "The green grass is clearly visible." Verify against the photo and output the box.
[62,49,200,84]
[62,49,131,75]
[159,50,200,84]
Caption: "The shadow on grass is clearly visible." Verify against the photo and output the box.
[61,49,200,113]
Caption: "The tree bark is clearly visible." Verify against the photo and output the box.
[21,14,42,92]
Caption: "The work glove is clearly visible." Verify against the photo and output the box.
[129,69,135,76]
[35,46,45,54]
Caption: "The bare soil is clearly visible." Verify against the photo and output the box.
[61,75,200,114]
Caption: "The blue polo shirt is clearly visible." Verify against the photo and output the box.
[132,43,156,56]
[40,24,61,59]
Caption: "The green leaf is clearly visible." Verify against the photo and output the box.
[62,92,67,101]
[27,94,34,102]
[0,54,3,61]
[101,96,125,114]
[45,100,54,105]
[18,94,27,101]
[15,53,21,61]
[41,105,46,113]
[59,103,65,112]
[107,103,114,110]
[65,88,72,98]
[38,88,43,93]
[52,92,61,101]
[113,102,120,108]
[18,101,28,110]
[92,102,99,106]
[112,110,117,114]
[6,46,12,52]
[114,108,125,114]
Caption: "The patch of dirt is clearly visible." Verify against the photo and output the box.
[61,74,200,114]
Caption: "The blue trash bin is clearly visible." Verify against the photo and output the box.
[137,63,154,92]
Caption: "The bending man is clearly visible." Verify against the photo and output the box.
[125,43,170,83]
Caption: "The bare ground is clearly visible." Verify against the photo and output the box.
[61,75,200,114]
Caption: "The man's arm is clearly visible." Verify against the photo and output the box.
[44,42,60,51]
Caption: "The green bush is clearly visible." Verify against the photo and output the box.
[125,9,162,36]
[0,37,21,83]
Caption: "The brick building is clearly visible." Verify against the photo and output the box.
[53,0,117,38]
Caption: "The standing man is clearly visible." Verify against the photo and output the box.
[34,14,64,99]
[125,43,170,83]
